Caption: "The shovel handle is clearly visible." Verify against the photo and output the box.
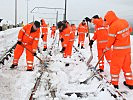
[21,44,44,63]
[94,52,105,70]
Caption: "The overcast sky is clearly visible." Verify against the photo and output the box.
[0,0,133,25]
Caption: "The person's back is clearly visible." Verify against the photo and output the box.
[109,18,130,48]
[77,20,87,48]
[51,26,56,31]
[41,19,48,33]
[41,19,48,51]
[78,22,87,33]
[92,17,109,48]
[20,24,40,45]
[104,10,133,89]
[62,26,71,47]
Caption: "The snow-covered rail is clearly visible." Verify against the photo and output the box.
[28,33,59,100]
[0,43,17,67]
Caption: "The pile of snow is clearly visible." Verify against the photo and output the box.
[0,19,13,26]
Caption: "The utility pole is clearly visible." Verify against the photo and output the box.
[56,11,58,25]
[27,0,29,23]
[33,15,35,22]
[15,0,17,26]
[64,0,67,20]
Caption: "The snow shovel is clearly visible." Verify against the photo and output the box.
[80,52,105,84]
[86,21,93,66]
[21,44,48,67]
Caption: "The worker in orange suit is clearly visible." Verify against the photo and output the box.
[67,24,75,57]
[71,24,76,35]
[41,19,48,51]
[85,15,112,73]
[10,21,40,71]
[59,20,71,54]
[59,31,63,48]
[57,21,71,66]
[104,11,133,89]
[77,20,88,49]
[50,24,56,39]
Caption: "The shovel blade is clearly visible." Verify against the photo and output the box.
[87,54,93,67]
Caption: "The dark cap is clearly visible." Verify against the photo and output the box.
[57,21,64,28]
[82,20,85,22]
[62,20,68,23]
[92,15,99,19]
[34,21,40,28]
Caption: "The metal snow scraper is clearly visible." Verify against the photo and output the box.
[21,44,48,67]
[80,52,105,84]
[86,21,93,66]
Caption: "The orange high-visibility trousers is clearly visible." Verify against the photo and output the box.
[63,45,69,58]
[97,48,111,70]
[78,33,85,46]
[13,44,34,69]
[51,31,55,38]
[42,34,47,48]
[110,49,133,85]
[67,41,74,57]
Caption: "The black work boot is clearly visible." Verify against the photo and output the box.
[43,48,47,51]
[27,68,34,71]
[81,46,85,49]
[114,85,119,89]
[78,44,80,47]
[10,64,18,69]
[65,63,69,66]
[97,69,104,73]
[123,81,133,89]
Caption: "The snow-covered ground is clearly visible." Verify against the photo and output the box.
[0,27,133,100]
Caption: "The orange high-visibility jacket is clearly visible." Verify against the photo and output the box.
[61,26,71,48]
[69,27,75,43]
[104,10,133,86]
[18,24,40,52]
[59,31,64,48]
[78,23,88,33]
[51,26,56,33]
[41,19,48,35]
[92,17,109,48]
[71,25,76,33]
[104,11,132,50]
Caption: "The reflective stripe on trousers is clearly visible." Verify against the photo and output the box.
[13,59,18,64]
[111,74,119,85]
[124,72,133,80]
[113,45,131,50]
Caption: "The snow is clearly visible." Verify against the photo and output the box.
[0,19,13,26]
[0,27,133,100]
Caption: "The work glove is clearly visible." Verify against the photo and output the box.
[89,40,94,46]
[41,35,44,38]
[17,41,22,45]
[59,29,64,32]
[77,32,78,36]
[60,47,66,53]
[33,52,37,56]
[60,38,64,42]
[85,17,91,23]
